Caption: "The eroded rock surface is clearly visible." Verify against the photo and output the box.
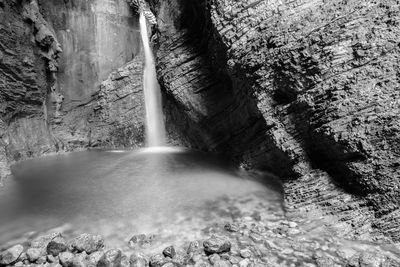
[150,0,400,240]
[0,0,145,181]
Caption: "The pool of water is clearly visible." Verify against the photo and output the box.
[0,148,283,250]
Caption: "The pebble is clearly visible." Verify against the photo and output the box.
[47,254,58,263]
[98,249,122,267]
[37,255,47,264]
[187,241,201,254]
[59,251,75,267]
[149,253,168,267]
[239,258,251,267]
[239,249,252,258]
[224,223,239,232]
[69,233,104,254]
[72,251,88,267]
[26,247,42,262]
[209,253,220,264]
[130,253,148,267]
[163,245,176,258]
[203,236,231,254]
[214,260,232,267]
[87,251,104,266]
[172,253,187,266]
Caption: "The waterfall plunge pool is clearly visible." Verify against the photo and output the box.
[0,148,283,252]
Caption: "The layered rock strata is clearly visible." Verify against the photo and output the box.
[149,0,400,241]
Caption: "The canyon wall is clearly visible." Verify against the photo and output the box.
[150,0,400,241]
[0,0,145,179]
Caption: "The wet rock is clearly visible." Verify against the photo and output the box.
[194,260,212,267]
[149,254,168,267]
[163,246,176,258]
[47,236,67,256]
[0,244,24,265]
[219,253,230,261]
[121,255,130,267]
[87,251,104,266]
[129,253,148,267]
[18,252,27,262]
[129,234,156,247]
[59,251,75,267]
[208,254,220,265]
[72,252,88,267]
[31,233,61,250]
[69,234,104,254]
[228,256,240,265]
[359,251,382,267]
[47,254,58,263]
[37,255,47,264]
[98,249,122,267]
[224,223,239,232]
[248,233,263,243]
[238,259,250,267]
[214,260,232,267]
[203,236,231,254]
[187,241,201,254]
[239,249,251,258]
[314,254,336,267]
[171,254,187,267]
[190,254,203,264]
[26,247,42,262]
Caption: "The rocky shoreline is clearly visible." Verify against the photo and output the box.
[1,210,399,267]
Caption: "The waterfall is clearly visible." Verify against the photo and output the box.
[139,11,166,147]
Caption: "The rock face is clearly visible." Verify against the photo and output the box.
[1,0,399,244]
[0,0,145,180]
[150,0,400,241]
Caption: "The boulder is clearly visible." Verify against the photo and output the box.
[0,244,24,265]
[47,236,67,256]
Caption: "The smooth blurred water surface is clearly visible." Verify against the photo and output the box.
[0,148,283,247]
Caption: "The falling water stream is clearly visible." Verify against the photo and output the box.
[139,12,166,147]
[0,13,283,251]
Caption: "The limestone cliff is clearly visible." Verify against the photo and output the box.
[0,0,145,180]
[149,0,400,241]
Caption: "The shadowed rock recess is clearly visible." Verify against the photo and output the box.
[149,0,400,241]
[0,0,399,247]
